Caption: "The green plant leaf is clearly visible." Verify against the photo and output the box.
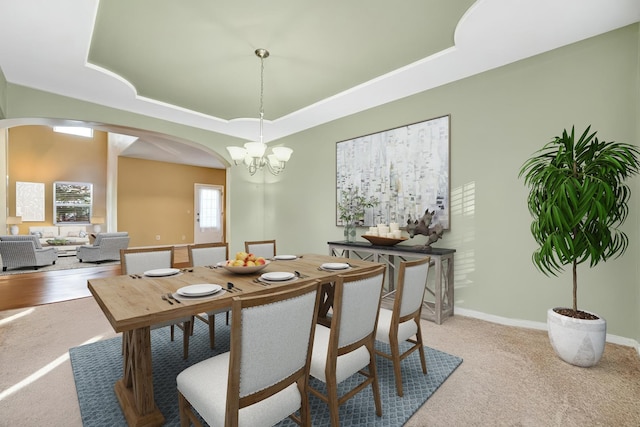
[519,126,640,311]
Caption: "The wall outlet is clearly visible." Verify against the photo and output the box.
[155,235,160,240]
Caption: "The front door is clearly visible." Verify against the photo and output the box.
[194,184,223,244]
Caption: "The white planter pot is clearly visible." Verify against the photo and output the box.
[547,308,606,367]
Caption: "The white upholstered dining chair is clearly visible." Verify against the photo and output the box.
[375,256,430,396]
[308,264,386,427]
[177,280,322,427]
[120,246,193,359]
[244,239,276,259]
[188,242,228,268]
[187,242,230,348]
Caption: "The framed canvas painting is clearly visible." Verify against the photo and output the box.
[336,114,450,229]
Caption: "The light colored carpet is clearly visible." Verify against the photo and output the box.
[1,298,639,426]
[0,256,119,275]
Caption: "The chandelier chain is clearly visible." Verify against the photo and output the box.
[259,53,265,144]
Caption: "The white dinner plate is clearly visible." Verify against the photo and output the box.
[261,272,296,281]
[177,284,222,297]
[320,263,350,270]
[143,268,180,277]
[259,276,299,284]
[274,255,297,260]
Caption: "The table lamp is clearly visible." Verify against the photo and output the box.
[90,217,105,233]
[6,216,22,235]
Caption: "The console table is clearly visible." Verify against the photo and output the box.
[327,241,455,324]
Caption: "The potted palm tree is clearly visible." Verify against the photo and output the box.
[519,126,640,367]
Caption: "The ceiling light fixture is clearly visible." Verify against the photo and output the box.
[226,49,293,176]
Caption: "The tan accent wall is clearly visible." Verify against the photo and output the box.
[117,156,225,247]
[7,125,107,234]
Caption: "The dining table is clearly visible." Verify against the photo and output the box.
[87,253,380,427]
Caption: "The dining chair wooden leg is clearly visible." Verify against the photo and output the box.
[326,375,341,427]
[178,391,201,427]
[369,354,382,417]
[182,320,191,360]
[170,325,175,341]
[207,314,215,349]
[294,378,311,427]
[390,337,404,396]
[416,323,428,374]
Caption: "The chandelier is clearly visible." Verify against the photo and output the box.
[226,48,293,176]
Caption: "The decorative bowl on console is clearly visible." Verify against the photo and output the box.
[361,235,408,246]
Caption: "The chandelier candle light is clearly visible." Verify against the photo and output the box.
[227,48,293,176]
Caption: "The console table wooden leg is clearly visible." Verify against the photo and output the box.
[116,327,164,427]
[446,254,454,316]
[434,257,443,325]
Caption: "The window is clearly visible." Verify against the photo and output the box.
[54,182,92,224]
[198,186,221,228]
[53,126,94,138]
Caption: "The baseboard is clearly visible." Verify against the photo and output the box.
[454,307,640,357]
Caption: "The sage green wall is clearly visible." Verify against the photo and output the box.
[0,25,638,343]
[264,24,640,341]
[0,67,6,119]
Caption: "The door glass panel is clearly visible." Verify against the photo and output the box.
[199,187,220,229]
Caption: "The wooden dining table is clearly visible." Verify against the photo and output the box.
[88,253,379,427]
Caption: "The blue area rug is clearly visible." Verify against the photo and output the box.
[70,319,462,426]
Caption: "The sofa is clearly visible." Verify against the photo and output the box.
[28,226,90,246]
[0,235,58,271]
[76,232,130,263]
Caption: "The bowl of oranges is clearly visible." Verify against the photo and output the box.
[220,251,269,274]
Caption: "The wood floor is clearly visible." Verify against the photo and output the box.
[0,246,190,311]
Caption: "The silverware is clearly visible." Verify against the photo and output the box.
[294,270,309,278]
[167,293,181,303]
[129,274,137,279]
[161,294,173,305]
[226,282,237,292]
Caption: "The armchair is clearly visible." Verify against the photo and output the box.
[76,232,129,263]
[0,235,58,271]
